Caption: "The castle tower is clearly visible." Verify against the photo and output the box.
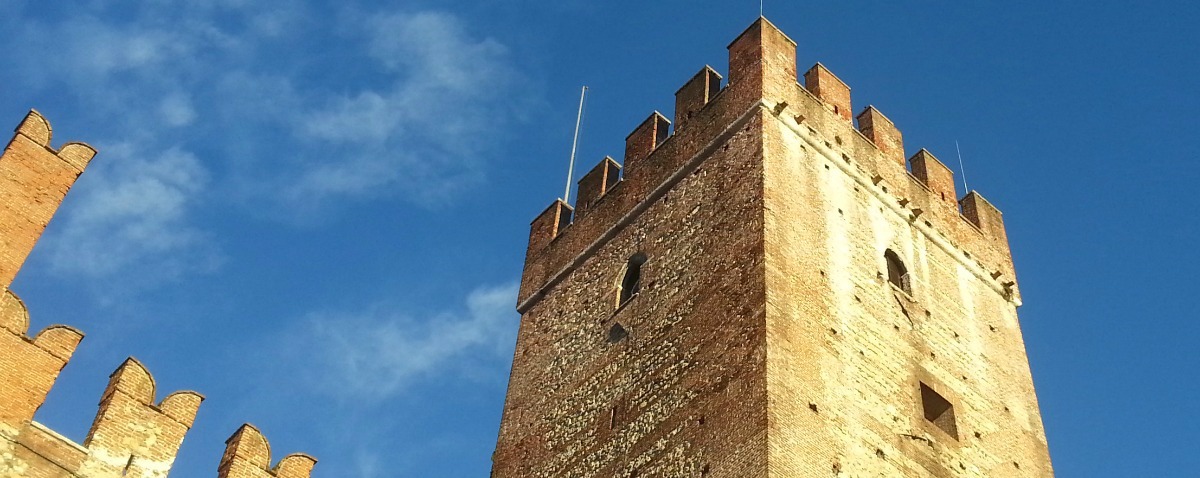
[492,18,1052,477]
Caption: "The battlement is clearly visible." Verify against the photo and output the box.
[518,17,1019,312]
[1,310,204,478]
[81,358,203,476]
[0,111,317,477]
[218,424,317,478]
[0,110,97,287]
[0,288,84,425]
[0,284,320,478]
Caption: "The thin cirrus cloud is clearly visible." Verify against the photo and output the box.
[287,10,525,207]
[158,93,198,128]
[43,143,219,283]
[2,3,530,286]
[283,282,520,402]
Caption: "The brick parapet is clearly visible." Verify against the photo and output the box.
[574,156,621,218]
[788,58,1019,297]
[0,288,84,426]
[518,18,793,311]
[1,420,89,476]
[0,110,96,288]
[763,87,1020,302]
[218,424,317,478]
[519,17,1019,312]
[803,63,852,122]
[910,149,958,209]
[0,352,204,478]
[674,66,722,130]
[78,358,204,477]
[0,112,317,478]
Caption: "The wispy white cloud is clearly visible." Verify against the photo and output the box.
[283,10,525,208]
[285,282,519,401]
[35,19,183,81]
[1,4,532,287]
[159,93,197,127]
[42,142,219,285]
[352,450,383,478]
[3,4,257,286]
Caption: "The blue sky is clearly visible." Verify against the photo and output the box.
[2,1,1198,477]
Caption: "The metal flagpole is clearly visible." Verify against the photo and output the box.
[564,86,589,203]
[956,140,970,193]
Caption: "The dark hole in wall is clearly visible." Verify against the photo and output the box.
[619,253,647,306]
[921,382,958,439]
[608,323,629,344]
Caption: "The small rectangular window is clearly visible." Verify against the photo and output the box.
[885,249,912,295]
[920,382,958,439]
[617,253,647,308]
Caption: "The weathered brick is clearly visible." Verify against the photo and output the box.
[218,424,317,478]
[0,111,316,478]
[496,17,1051,478]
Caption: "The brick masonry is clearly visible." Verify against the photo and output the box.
[494,18,1053,477]
[0,111,315,478]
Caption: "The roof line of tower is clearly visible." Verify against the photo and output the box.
[517,99,769,313]
[766,100,1021,306]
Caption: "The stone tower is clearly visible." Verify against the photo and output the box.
[492,18,1052,477]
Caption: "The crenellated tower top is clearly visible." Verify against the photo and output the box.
[519,17,1018,315]
[496,17,1051,478]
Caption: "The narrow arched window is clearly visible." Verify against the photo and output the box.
[617,253,647,308]
[885,249,911,295]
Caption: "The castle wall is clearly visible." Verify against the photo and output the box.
[0,112,315,478]
[0,314,204,478]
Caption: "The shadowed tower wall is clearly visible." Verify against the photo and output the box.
[493,18,1052,478]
